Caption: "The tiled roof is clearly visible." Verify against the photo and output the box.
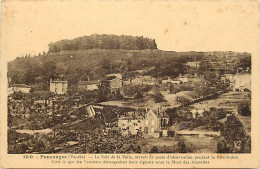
[51,80,68,83]
[158,112,170,118]
[106,74,122,79]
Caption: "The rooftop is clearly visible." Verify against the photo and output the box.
[158,111,170,118]
[106,73,122,79]
[51,80,68,83]
[12,84,31,88]
[78,80,100,85]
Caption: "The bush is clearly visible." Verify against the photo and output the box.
[153,92,166,103]
[176,96,191,106]
[238,101,251,116]
[149,146,159,153]
[177,141,187,153]
[217,140,229,153]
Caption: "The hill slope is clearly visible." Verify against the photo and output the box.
[8,49,188,89]
[8,35,251,91]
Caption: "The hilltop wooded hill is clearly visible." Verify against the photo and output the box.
[8,35,251,91]
[48,34,157,52]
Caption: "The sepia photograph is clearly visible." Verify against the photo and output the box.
[7,35,251,154]
[1,0,259,168]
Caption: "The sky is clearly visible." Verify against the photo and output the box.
[1,0,259,62]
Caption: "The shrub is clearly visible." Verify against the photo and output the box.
[153,92,166,103]
[176,96,191,106]
[238,101,251,116]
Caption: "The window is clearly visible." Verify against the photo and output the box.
[151,128,154,133]
[151,120,154,125]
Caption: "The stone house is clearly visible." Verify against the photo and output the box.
[78,80,99,91]
[50,80,68,94]
[143,109,169,136]
[233,73,251,91]
[106,74,123,92]
[10,84,32,94]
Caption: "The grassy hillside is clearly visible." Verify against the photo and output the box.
[8,48,251,91]
[8,49,186,89]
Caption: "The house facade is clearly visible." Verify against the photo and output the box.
[190,109,205,118]
[185,61,200,68]
[144,110,158,135]
[128,76,158,86]
[233,73,251,91]
[78,81,99,91]
[11,84,32,94]
[143,109,169,136]
[50,80,68,94]
[115,109,169,137]
[162,77,181,85]
[220,74,235,83]
[177,74,207,84]
[106,74,123,92]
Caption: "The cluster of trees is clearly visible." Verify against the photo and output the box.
[189,83,218,99]
[8,59,57,90]
[122,85,151,99]
[146,60,186,78]
[199,52,251,74]
[217,114,250,153]
[176,96,192,106]
[8,130,56,154]
[238,101,251,116]
[48,34,157,53]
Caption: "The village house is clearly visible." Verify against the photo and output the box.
[143,109,169,136]
[142,76,158,85]
[177,74,208,84]
[185,61,200,68]
[106,74,123,92]
[115,108,169,137]
[190,109,205,118]
[128,75,158,86]
[220,74,235,83]
[233,73,251,91]
[50,80,68,94]
[78,80,99,91]
[131,76,143,85]
[123,78,132,85]
[9,84,32,94]
[162,77,181,85]
[117,116,144,136]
